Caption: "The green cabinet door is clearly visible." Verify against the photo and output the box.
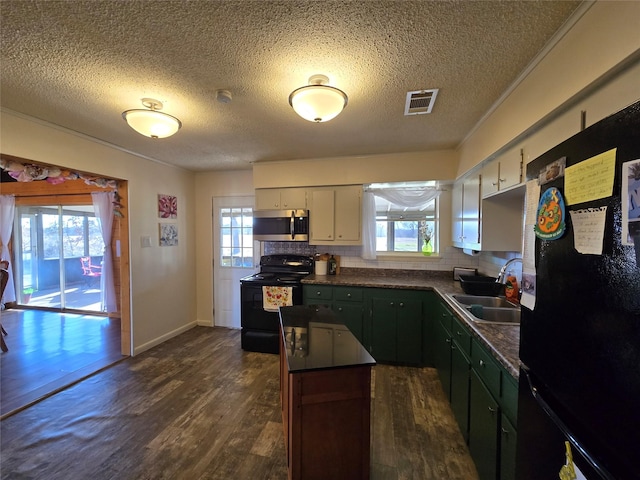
[500,414,517,480]
[450,342,470,443]
[433,317,452,400]
[395,298,422,364]
[469,370,500,480]
[334,301,363,342]
[370,298,397,362]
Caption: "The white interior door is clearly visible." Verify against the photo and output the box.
[212,196,258,328]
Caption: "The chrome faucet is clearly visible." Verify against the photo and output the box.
[498,257,523,284]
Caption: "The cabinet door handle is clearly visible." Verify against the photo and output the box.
[479,360,485,367]
[492,181,499,186]
[501,427,509,436]
[488,406,496,414]
[499,177,506,183]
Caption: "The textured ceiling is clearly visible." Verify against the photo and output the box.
[0,0,582,172]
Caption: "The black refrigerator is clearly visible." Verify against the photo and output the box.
[516,100,640,480]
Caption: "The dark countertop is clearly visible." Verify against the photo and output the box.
[279,305,376,373]
[302,268,521,379]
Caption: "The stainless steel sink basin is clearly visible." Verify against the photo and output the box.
[451,294,519,309]
[448,294,521,325]
[467,306,521,324]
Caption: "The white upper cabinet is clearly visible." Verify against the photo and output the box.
[481,151,523,198]
[309,185,362,245]
[452,173,481,250]
[255,188,307,210]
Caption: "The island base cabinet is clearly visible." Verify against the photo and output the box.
[282,364,372,480]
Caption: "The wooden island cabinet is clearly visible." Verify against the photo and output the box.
[279,305,376,480]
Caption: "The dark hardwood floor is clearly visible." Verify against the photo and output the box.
[0,308,125,418]
[1,326,478,479]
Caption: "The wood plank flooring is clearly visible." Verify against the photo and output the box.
[0,308,124,418]
[0,326,478,480]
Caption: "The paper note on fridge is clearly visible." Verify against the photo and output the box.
[569,207,608,255]
[564,148,616,205]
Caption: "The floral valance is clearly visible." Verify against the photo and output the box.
[0,157,117,188]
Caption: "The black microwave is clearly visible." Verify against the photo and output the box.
[253,209,309,242]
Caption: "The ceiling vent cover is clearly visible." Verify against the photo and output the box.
[404,89,439,116]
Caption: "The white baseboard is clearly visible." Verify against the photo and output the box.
[133,321,198,356]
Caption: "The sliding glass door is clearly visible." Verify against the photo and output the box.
[15,205,104,312]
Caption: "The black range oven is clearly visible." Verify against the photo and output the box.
[240,254,314,354]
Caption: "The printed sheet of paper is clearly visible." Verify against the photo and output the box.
[569,207,608,255]
[520,267,536,311]
[564,148,616,205]
[621,158,640,246]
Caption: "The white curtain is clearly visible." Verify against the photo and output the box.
[91,191,117,313]
[361,186,442,261]
[361,192,377,260]
[0,195,16,302]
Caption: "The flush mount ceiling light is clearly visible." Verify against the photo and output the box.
[122,98,182,139]
[289,74,348,123]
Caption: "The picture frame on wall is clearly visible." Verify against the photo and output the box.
[159,223,178,246]
[158,194,177,219]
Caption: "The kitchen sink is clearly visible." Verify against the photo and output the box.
[448,294,521,325]
[451,294,519,309]
[467,306,521,324]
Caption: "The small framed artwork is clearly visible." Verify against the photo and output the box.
[158,194,177,219]
[159,223,178,246]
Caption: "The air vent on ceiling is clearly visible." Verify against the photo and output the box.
[404,89,439,116]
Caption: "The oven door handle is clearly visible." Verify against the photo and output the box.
[290,210,295,240]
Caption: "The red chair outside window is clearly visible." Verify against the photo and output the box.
[80,257,102,288]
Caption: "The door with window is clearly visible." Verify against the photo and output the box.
[15,205,104,311]
[213,197,257,328]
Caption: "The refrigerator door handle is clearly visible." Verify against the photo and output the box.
[523,369,616,480]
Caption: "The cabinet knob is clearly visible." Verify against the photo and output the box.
[456,331,462,336]
[316,291,321,296]
[492,181,499,186]
[479,360,485,367]
[488,406,496,414]
[347,293,351,298]
[399,302,404,307]
[338,307,343,312]
[390,302,394,306]
[499,177,506,183]
[501,427,509,436]
[445,338,451,344]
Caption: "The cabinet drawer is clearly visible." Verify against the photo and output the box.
[451,316,471,357]
[334,287,363,302]
[471,339,501,399]
[305,285,333,300]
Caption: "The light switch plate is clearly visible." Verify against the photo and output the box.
[141,236,152,248]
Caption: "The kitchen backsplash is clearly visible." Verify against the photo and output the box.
[264,242,488,272]
[263,241,522,281]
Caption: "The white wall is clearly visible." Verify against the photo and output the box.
[194,170,254,327]
[1,111,198,354]
[457,1,640,176]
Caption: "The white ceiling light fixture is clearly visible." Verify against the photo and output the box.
[122,98,182,138]
[289,74,348,123]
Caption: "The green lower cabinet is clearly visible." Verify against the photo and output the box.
[450,342,471,443]
[370,295,422,364]
[469,370,500,480]
[333,301,363,342]
[434,317,452,398]
[500,414,517,480]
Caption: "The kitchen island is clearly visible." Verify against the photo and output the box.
[279,305,376,480]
